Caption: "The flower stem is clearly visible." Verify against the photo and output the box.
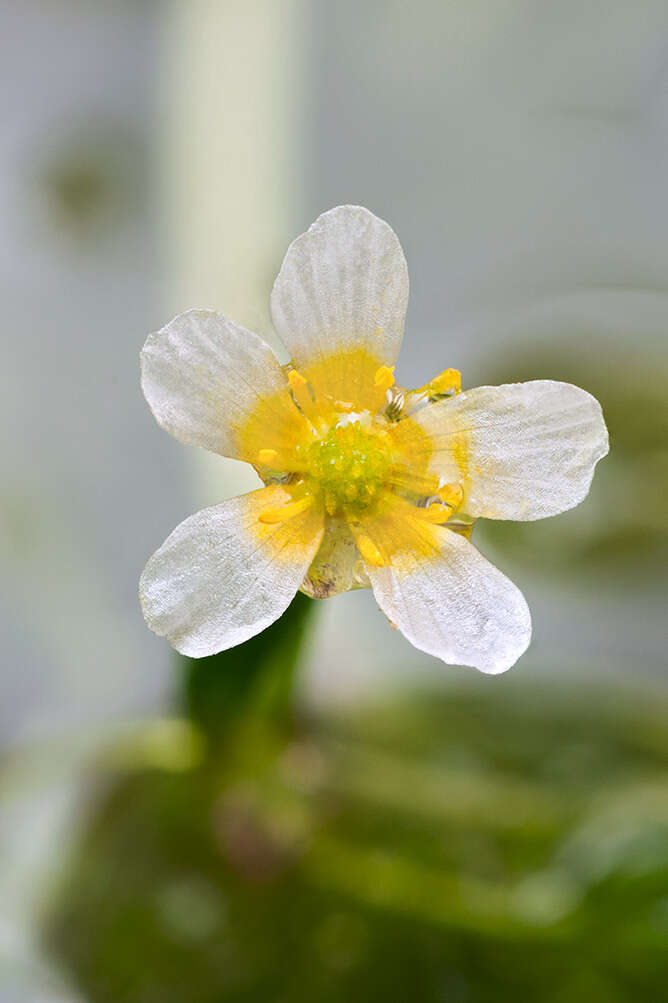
[178,592,315,745]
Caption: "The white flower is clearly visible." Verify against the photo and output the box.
[139,206,608,673]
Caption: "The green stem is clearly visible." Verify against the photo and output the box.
[179,592,315,746]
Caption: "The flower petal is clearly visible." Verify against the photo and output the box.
[349,501,531,673]
[414,380,609,520]
[271,205,409,370]
[139,485,324,657]
[141,309,299,461]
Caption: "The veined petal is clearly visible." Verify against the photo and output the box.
[414,380,609,520]
[349,501,531,673]
[141,309,302,461]
[271,206,409,372]
[139,485,324,657]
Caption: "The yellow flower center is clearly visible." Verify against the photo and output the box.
[242,350,468,559]
[303,419,393,516]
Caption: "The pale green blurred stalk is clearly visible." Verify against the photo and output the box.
[159,0,310,505]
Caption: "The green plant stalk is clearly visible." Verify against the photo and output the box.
[179,591,315,749]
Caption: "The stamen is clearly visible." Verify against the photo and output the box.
[419,503,454,524]
[427,368,461,397]
[258,494,313,524]
[438,483,464,509]
[413,482,464,524]
[258,448,279,465]
[401,368,463,417]
[287,368,313,414]
[288,368,308,391]
[374,365,395,392]
[356,533,385,567]
[384,387,404,422]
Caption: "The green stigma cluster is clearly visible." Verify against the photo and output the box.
[305,421,393,515]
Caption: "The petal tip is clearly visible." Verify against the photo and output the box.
[270,204,409,370]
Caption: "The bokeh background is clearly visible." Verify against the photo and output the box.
[1,2,667,1000]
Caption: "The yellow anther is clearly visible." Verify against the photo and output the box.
[258,448,279,466]
[420,502,453,524]
[324,490,338,517]
[438,483,464,510]
[428,368,461,396]
[288,368,308,391]
[258,494,313,524]
[345,482,359,501]
[374,365,395,391]
[287,368,313,412]
[356,533,385,567]
[414,484,463,524]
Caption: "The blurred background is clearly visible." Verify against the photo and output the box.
[1,1,667,1000]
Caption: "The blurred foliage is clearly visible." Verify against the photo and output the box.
[33,123,145,239]
[44,669,668,1001]
[479,337,668,585]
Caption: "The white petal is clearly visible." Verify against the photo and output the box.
[139,486,324,657]
[140,309,291,460]
[271,205,409,369]
[364,526,531,674]
[415,380,609,520]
